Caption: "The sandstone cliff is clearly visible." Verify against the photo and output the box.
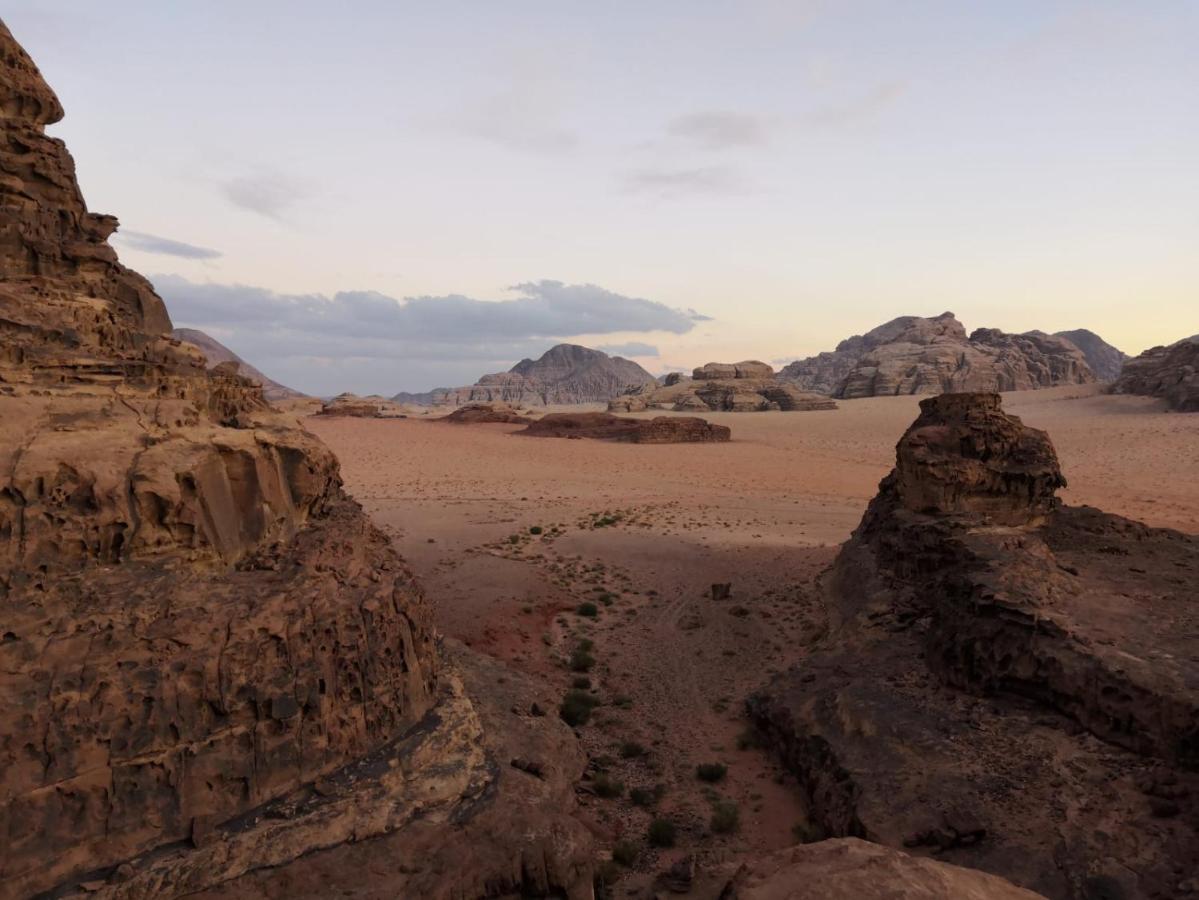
[779,312,1097,398]
[0,24,597,900]
[1111,337,1199,412]
[425,343,656,407]
[609,360,837,413]
[172,328,305,402]
[749,393,1198,898]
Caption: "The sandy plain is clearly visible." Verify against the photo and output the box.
[296,384,1198,894]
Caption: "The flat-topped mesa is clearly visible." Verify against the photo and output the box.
[890,392,1065,525]
[693,360,775,380]
[0,22,437,897]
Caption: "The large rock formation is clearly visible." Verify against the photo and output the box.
[315,393,409,417]
[1051,329,1127,381]
[0,24,598,900]
[1111,337,1199,412]
[520,411,731,443]
[779,312,1097,398]
[749,393,1198,899]
[609,360,837,413]
[172,328,305,402]
[441,402,532,424]
[426,343,656,407]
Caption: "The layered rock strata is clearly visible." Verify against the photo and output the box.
[0,23,442,897]
[779,312,1097,398]
[520,411,731,443]
[609,361,837,413]
[1111,338,1199,412]
[1051,329,1127,381]
[750,393,1199,898]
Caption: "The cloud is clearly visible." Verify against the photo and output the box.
[457,58,578,154]
[153,276,708,395]
[622,165,748,197]
[667,111,768,149]
[596,342,660,357]
[806,81,907,129]
[115,229,221,260]
[222,170,308,220]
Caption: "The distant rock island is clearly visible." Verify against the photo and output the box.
[610,361,837,412]
[520,411,731,442]
[1111,335,1199,411]
[316,392,411,417]
[172,327,305,401]
[779,312,1099,398]
[394,343,656,407]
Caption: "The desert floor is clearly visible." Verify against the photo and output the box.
[306,384,1198,891]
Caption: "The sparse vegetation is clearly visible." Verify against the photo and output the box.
[559,690,600,727]
[647,817,677,848]
[593,773,624,798]
[612,840,639,867]
[576,601,599,617]
[529,525,543,535]
[629,786,657,807]
[569,646,596,672]
[696,762,728,783]
[572,675,592,689]
[710,800,739,834]
[619,740,647,759]
[736,728,763,750]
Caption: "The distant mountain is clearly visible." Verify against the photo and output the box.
[391,388,453,406]
[778,312,1096,398]
[404,344,657,407]
[1050,329,1127,381]
[172,328,305,401]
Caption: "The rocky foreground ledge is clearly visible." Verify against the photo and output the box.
[749,393,1198,898]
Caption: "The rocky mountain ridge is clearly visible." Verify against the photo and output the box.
[779,312,1099,398]
[1111,336,1199,411]
[398,343,656,407]
[171,327,305,401]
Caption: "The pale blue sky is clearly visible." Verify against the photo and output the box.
[7,1,1196,394]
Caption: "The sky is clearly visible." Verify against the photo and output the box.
[6,1,1196,395]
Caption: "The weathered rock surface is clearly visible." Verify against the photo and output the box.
[427,343,656,407]
[440,403,533,424]
[779,313,1097,398]
[1051,329,1127,381]
[749,393,1199,899]
[172,328,306,402]
[316,393,409,418]
[707,838,1047,899]
[0,23,442,897]
[609,361,837,413]
[520,412,731,443]
[1111,337,1199,412]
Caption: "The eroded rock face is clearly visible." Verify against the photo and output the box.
[779,313,1097,398]
[520,412,731,443]
[750,393,1199,899]
[0,23,436,897]
[1111,338,1199,412]
[1052,329,1127,382]
[316,393,408,418]
[431,343,656,407]
[609,361,837,413]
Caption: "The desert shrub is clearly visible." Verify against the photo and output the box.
[569,647,596,672]
[593,773,624,798]
[736,728,763,750]
[612,840,639,867]
[629,786,656,807]
[559,690,600,727]
[619,741,647,759]
[529,525,543,535]
[647,818,676,848]
[577,601,599,617]
[572,675,592,689]
[710,800,739,834]
[696,762,728,783]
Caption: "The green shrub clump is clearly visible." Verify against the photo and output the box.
[696,762,728,783]
[559,690,600,726]
[647,817,677,847]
